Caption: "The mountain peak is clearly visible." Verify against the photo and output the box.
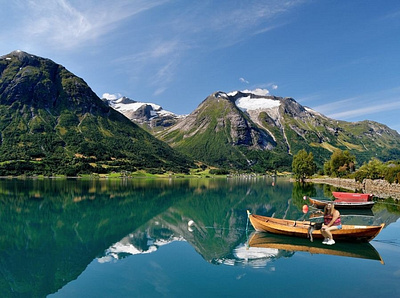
[0,50,100,112]
[157,88,400,171]
[103,95,181,129]
[9,49,30,56]
[2,50,43,63]
[0,51,193,175]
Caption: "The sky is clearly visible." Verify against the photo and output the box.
[1,0,400,132]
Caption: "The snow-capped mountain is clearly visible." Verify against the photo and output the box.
[103,95,183,129]
[156,89,400,171]
[101,88,400,171]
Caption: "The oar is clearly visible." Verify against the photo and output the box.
[245,210,250,232]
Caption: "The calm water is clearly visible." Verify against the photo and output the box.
[0,177,399,298]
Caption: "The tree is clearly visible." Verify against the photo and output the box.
[384,163,400,184]
[324,149,355,177]
[354,158,385,181]
[292,149,316,182]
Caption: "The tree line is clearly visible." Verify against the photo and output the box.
[292,149,400,183]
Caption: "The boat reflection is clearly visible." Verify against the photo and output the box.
[247,232,384,264]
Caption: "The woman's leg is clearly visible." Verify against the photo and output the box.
[321,228,329,238]
[325,226,339,240]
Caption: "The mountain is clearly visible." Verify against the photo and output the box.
[103,95,182,130]
[156,90,400,171]
[0,50,193,175]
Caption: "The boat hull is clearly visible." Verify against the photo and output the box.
[309,197,375,209]
[332,191,372,202]
[248,213,384,242]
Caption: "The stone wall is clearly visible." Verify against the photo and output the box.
[309,177,400,200]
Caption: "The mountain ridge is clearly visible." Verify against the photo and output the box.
[0,50,193,175]
[2,50,399,175]
[102,95,182,129]
[151,90,400,171]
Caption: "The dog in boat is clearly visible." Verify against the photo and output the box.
[307,222,323,242]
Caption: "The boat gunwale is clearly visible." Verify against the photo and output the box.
[308,197,375,209]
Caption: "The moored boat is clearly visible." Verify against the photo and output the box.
[332,191,373,202]
[247,211,384,242]
[309,208,374,218]
[309,197,375,209]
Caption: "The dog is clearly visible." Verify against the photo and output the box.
[307,222,323,242]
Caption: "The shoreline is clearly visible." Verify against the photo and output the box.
[307,177,400,200]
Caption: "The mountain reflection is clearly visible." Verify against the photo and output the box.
[0,177,398,297]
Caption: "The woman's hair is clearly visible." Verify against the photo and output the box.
[324,203,336,216]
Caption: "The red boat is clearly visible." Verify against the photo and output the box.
[332,192,373,202]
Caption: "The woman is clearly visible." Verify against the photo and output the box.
[321,203,341,245]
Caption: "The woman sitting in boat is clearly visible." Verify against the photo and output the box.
[321,203,342,245]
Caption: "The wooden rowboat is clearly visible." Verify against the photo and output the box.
[249,232,384,263]
[309,197,375,209]
[332,191,373,202]
[247,211,384,242]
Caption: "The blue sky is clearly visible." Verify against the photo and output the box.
[1,0,400,132]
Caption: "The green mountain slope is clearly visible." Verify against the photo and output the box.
[157,92,292,171]
[157,91,400,172]
[0,51,193,175]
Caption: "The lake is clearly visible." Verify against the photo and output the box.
[0,177,399,297]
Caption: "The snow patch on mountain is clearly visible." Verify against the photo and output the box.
[227,89,281,112]
[235,96,281,112]
[106,95,176,117]
[102,94,183,128]
[235,91,281,112]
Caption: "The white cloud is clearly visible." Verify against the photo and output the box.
[152,60,177,91]
[102,93,121,100]
[242,88,270,96]
[240,84,277,95]
[153,87,167,97]
[1,1,304,101]
[313,87,400,120]
[115,41,182,96]
[11,0,169,50]
[115,40,183,65]
[329,101,400,119]
[4,0,302,52]
[204,1,304,39]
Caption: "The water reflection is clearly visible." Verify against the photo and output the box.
[220,242,285,268]
[247,232,384,264]
[0,177,399,297]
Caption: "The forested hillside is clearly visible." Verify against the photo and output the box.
[0,51,193,176]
